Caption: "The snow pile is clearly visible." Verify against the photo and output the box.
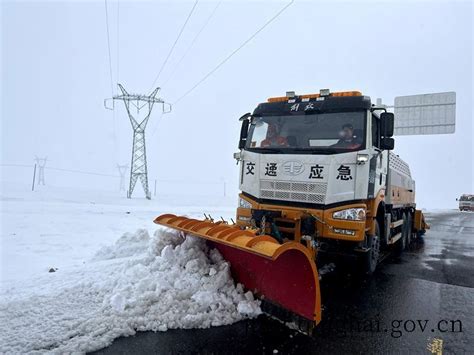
[92,229,152,261]
[0,228,261,354]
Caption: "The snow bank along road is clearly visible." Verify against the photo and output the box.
[0,185,260,354]
[0,230,261,353]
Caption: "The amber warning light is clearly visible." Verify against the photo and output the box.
[267,90,363,103]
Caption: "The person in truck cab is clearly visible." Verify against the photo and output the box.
[260,123,288,147]
[331,123,362,149]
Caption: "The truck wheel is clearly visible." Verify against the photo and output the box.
[407,212,415,244]
[396,213,409,254]
[363,221,381,275]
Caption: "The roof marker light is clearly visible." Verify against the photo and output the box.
[320,89,330,97]
[267,90,363,102]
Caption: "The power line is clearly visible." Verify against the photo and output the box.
[150,0,199,89]
[116,0,120,86]
[45,166,120,178]
[172,0,294,105]
[1,164,226,186]
[161,0,222,89]
[1,164,118,177]
[3,164,129,179]
[0,164,34,168]
[104,0,119,163]
[104,0,114,96]
[150,112,164,137]
[114,0,120,163]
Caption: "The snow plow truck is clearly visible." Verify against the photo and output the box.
[154,89,456,332]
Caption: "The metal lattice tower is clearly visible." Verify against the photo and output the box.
[110,84,170,199]
[116,164,129,191]
[34,156,47,185]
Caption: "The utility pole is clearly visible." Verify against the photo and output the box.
[106,84,171,199]
[117,164,129,192]
[34,156,47,185]
[31,164,37,191]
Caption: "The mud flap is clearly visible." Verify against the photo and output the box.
[414,210,430,233]
[154,214,322,326]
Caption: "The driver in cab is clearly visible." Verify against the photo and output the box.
[260,124,288,147]
[331,123,362,149]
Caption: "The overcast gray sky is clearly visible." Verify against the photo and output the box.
[1,0,473,208]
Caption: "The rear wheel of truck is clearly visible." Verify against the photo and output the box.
[407,212,415,244]
[362,221,381,275]
[396,213,409,254]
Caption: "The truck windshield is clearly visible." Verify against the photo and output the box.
[246,111,366,153]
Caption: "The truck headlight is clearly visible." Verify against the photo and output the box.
[333,208,366,221]
[239,197,252,209]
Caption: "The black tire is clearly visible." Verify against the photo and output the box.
[407,212,415,244]
[395,213,409,254]
[363,221,381,275]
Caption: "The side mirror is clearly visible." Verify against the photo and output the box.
[380,137,394,150]
[456,198,458,201]
[239,112,252,121]
[380,112,394,137]
[238,116,251,149]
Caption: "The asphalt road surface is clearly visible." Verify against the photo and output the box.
[93,210,474,354]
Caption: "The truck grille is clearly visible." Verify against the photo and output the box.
[260,180,327,204]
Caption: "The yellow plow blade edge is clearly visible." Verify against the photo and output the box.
[154,214,322,325]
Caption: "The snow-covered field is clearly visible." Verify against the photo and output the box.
[0,183,261,353]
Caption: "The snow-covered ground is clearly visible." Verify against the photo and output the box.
[0,183,261,353]
[1,182,238,282]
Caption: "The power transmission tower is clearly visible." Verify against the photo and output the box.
[117,164,128,191]
[107,84,170,199]
[34,156,47,185]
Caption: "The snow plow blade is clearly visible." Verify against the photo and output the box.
[154,214,321,329]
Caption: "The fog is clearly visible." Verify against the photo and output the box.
[1,0,472,208]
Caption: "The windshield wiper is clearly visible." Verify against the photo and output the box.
[247,147,352,154]
[247,147,283,154]
[283,147,341,154]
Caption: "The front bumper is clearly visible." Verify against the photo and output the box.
[237,194,367,242]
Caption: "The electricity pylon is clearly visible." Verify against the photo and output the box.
[34,156,47,185]
[117,164,129,191]
[106,84,170,199]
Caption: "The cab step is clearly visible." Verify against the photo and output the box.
[388,232,402,245]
